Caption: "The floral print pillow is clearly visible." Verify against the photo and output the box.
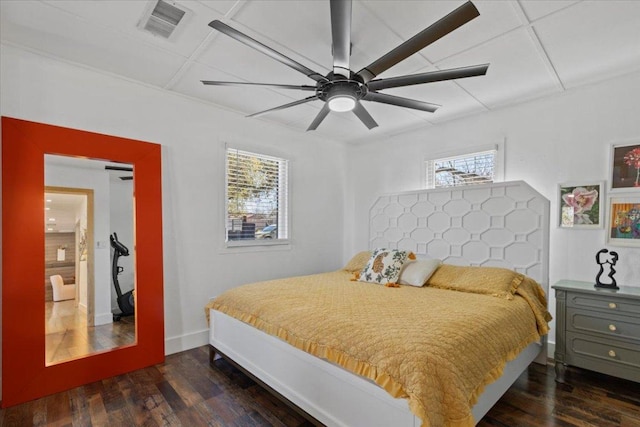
[358,248,415,285]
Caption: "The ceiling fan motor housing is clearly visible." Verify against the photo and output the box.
[318,77,367,107]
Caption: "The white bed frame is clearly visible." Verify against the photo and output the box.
[209,181,550,426]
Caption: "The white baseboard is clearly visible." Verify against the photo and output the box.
[547,341,555,361]
[94,312,113,326]
[165,328,209,355]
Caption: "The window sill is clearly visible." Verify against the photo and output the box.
[220,239,291,254]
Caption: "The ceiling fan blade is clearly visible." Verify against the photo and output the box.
[352,102,378,129]
[247,95,319,118]
[330,0,352,77]
[105,165,133,172]
[356,1,480,82]
[307,104,331,131]
[209,20,327,83]
[367,63,489,91]
[364,92,440,113]
[201,80,317,91]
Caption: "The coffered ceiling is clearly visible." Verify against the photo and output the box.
[2,1,639,142]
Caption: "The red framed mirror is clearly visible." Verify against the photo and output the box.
[2,117,164,406]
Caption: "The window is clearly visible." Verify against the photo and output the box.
[226,148,288,245]
[425,145,502,189]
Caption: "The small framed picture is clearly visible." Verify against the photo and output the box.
[606,196,640,247]
[558,182,604,228]
[609,141,640,192]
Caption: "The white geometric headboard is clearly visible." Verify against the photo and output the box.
[369,181,549,286]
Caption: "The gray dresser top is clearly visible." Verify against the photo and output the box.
[553,280,640,300]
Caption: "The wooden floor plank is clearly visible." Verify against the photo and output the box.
[68,388,91,427]
[156,381,187,413]
[120,380,160,427]
[44,392,72,427]
[87,392,108,427]
[2,345,639,427]
[157,362,205,408]
[99,376,127,414]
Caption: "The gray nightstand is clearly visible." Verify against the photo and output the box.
[552,280,640,383]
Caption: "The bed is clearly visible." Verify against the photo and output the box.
[207,181,551,426]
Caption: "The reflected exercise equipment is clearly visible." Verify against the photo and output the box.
[111,232,134,321]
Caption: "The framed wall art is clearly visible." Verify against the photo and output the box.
[558,182,604,229]
[609,141,640,192]
[606,195,640,247]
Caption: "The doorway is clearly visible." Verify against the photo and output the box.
[44,187,97,365]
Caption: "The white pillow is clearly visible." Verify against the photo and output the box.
[398,259,442,287]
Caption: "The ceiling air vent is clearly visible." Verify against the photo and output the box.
[138,0,189,40]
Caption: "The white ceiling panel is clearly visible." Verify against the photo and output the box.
[519,0,581,21]
[196,33,317,86]
[229,0,332,72]
[381,75,489,124]
[1,0,187,86]
[2,0,639,143]
[38,0,228,58]
[172,61,315,118]
[196,0,240,16]
[436,28,561,108]
[362,1,522,63]
[349,1,428,78]
[532,0,640,88]
[349,2,435,78]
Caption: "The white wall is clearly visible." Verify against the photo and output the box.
[109,178,134,312]
[344,70,640,351]
[1,44,347,355]
[45,163,112,325]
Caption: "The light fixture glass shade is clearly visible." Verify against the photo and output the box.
[328,95,356,112]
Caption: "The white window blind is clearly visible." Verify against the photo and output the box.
[426,149,497,189]
[226,148,288,244]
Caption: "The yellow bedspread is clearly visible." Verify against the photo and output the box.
[206,270,551,427]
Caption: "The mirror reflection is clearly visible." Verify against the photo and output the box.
[44,155,136,366]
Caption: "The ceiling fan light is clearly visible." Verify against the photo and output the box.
[328,94,356,112]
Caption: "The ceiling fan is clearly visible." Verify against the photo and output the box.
[202,0,489,131]
[105,165,133,181]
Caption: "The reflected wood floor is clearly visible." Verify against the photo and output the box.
[45,300,135,365]
[1,346,638,426]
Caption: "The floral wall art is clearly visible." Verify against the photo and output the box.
[610,142,640,191]
[607,196,640,247]
[559,182,603,228]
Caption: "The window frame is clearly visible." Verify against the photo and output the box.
[223,145,291,251]
[423,141,504,189]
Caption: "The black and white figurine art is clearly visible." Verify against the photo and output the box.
[595,248,619,289]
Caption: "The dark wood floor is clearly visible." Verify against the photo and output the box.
[1,345,638,426]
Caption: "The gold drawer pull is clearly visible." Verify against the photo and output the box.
[608,350,616,358]
[609,324,617,332]
[608,302,617,309]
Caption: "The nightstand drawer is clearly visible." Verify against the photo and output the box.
[566,332,640,376]
[567,293,640,317]
[567,308,640,342]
